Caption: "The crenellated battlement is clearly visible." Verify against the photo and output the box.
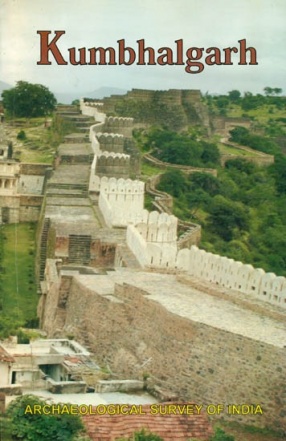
[96,132,125,153]
[98,177,145,227]
[80,92,286,311]
[176,246,286,309]
[103,116,134,138]
[105,116,134,125]
[134,211,178,244]
[100,176,144,195]
[98,151,129,160]
[80,99,105,122]
[97,132,124,139]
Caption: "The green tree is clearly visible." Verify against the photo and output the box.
[189,172,221,196]
[241,92,265,110]
[6,395,84,441]
[117,429,164,441]
[0,311,24,339]
[147,128,220,167]
[211,428,235,441]
[225,158,255,175]
[229,126,279,155]
[207,195,249,241]
[263,86,274,96]
[269,155,286,195]
[263,86,282,96]
[2,81,56,118]
[228,90,241,103]
[215,96,229,109]
[157,169,187,198]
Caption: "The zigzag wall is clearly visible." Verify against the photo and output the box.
[81,98,286,310]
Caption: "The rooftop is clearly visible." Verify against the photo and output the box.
[82,402,213,441]
[2,339,90,357]
[0,345,15,363]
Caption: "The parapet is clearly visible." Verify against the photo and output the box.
[104,116,134,126]
[176,246,286,309]
[100,176,145,195]
[96,132,124,153]
[134,211,178,244]
[80,99,105,122]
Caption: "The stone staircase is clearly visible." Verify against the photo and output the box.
[68,234,92,265]
[39,217,50,282]
[56,105,94,133]
[46,182,89,198]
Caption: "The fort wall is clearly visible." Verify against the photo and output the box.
[98,177,145,227]
[103,116,134,138]
[52,231,117,268]
[0,194,43,223]
[0,161,49,223]
[126,226,286,309]
[143,154,217,176]
[89,153,131,192]
[97,132,124,153]
[39,263,286,430]
[79,100,105,122]
[177,246,286,309]
[89,122,105,154]
[95,152,130,178]
[220,141,274,166]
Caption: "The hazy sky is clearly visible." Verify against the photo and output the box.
[1,0,285,96]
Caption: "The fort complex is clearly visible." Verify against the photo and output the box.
[0,89,285,430]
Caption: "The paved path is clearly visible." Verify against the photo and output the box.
[76,269,286,348]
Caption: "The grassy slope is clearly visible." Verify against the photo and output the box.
[227,103,286,123]
[5,115,76,164]
[0,223,38,323]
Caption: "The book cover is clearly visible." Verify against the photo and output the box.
[0,1,285,440]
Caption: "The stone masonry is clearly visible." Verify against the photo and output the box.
[37,95,286,431]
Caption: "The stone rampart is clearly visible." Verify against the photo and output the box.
[135,211,178,245]
[145,174,201,247]
[19,163,51,176]
[125,89,202,106]
[80,100,105,122]
[96,152,130,178]
[51,230,118,268]
[0,195,20,223]
[97,132,124,153]
[0,194,43,223]
[89,122,106,154]
[18,175,45,195]
[220,141,274,167]
[40,269,286,430]
[19,195,43,222]
[212,116,251,134]
[143,154,217,176]
[89,153,131,192]
[177,246,286,310]
[126,223,178,269]
[126,228,286,309]
[104,116,134,138]
[99,177,145,227]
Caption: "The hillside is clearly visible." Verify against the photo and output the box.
[107,88,286,276]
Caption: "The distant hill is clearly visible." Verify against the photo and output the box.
[0,81,13,97]
[55,86,127,104]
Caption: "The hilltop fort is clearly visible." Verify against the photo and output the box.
[0,89,285,431]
